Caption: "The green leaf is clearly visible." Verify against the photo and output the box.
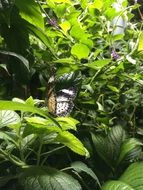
[0,64,9,73]
[0,101,47,117]
[86,59,111,70]
[0,110,20,128]
[0,50,29,72]
[0,131,18,146]
[19,166,82,190]
[101,180,134,190]
[26,23,56,57]
[91,125,126,168]
[55,131,88,156]
[117,138,143,164]
[71,43,90,59]
[80,38,93,49]
[53,58,74,64]
[70,25,89,40]
[89,0,103,11]
[15,0,44,30]
[56,117,79,130]
[71,161,101,187]
[25,96,35,106]
[59,21,71,34]
[120,162,143,189]
[107,85,119,93]
[0,175,17,188]
[137,32,143,52]
[23,116,61,137]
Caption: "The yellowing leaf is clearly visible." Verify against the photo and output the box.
[89,0,103,10]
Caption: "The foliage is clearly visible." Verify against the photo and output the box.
[1,0,143,189]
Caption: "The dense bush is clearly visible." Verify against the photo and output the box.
[1,0,143,189]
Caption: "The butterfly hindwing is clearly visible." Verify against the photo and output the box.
[55,87,77,117]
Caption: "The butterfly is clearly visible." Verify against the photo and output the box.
[46,72,78,117]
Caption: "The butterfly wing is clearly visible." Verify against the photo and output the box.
[46,72,80,117]
[55,87,77,117]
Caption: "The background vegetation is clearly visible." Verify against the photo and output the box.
[1,0,143,189]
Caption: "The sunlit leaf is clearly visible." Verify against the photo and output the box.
[102,180,134,190]
[71,43,90,59]
[15,0,44,30]
[137,32,143,52]
[59,21,71,34]
[120,162,143,189]
[86,59,111,70]
[0,110,20,128]
[56,117,79,130]
[55,131,88,156]
[70,25,89,40]
[117,138,143,164]
[0,101,47,117]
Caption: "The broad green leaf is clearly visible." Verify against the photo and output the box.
[23,116,61,137]
[56,117,79,130]
[137,32,143,52]
[23,124,60,137]
[91,125,126,168]
[55,131,88,156]
[15,0,44,30]
[80,0,88,9]
[120,162,143,190]
[70,25,89,40]
[89,0,103,11]
[86,59,111,70]
[0,110,20,128]
[0,50,29,71]
[0,101,52,119]
[26,23,56,57]
[71,161,100,187]
[101,180,134,190]
[117,138,143,164]
[59,21,71,34]
[0,175,17,188]
[19,166,81,190]
[71,43,90,59]
[80,38,93,49]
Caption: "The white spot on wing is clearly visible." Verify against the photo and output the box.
[60,89,75,96]
[56,96,69,102]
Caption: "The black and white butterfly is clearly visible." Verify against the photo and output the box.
[46,72,78,117]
